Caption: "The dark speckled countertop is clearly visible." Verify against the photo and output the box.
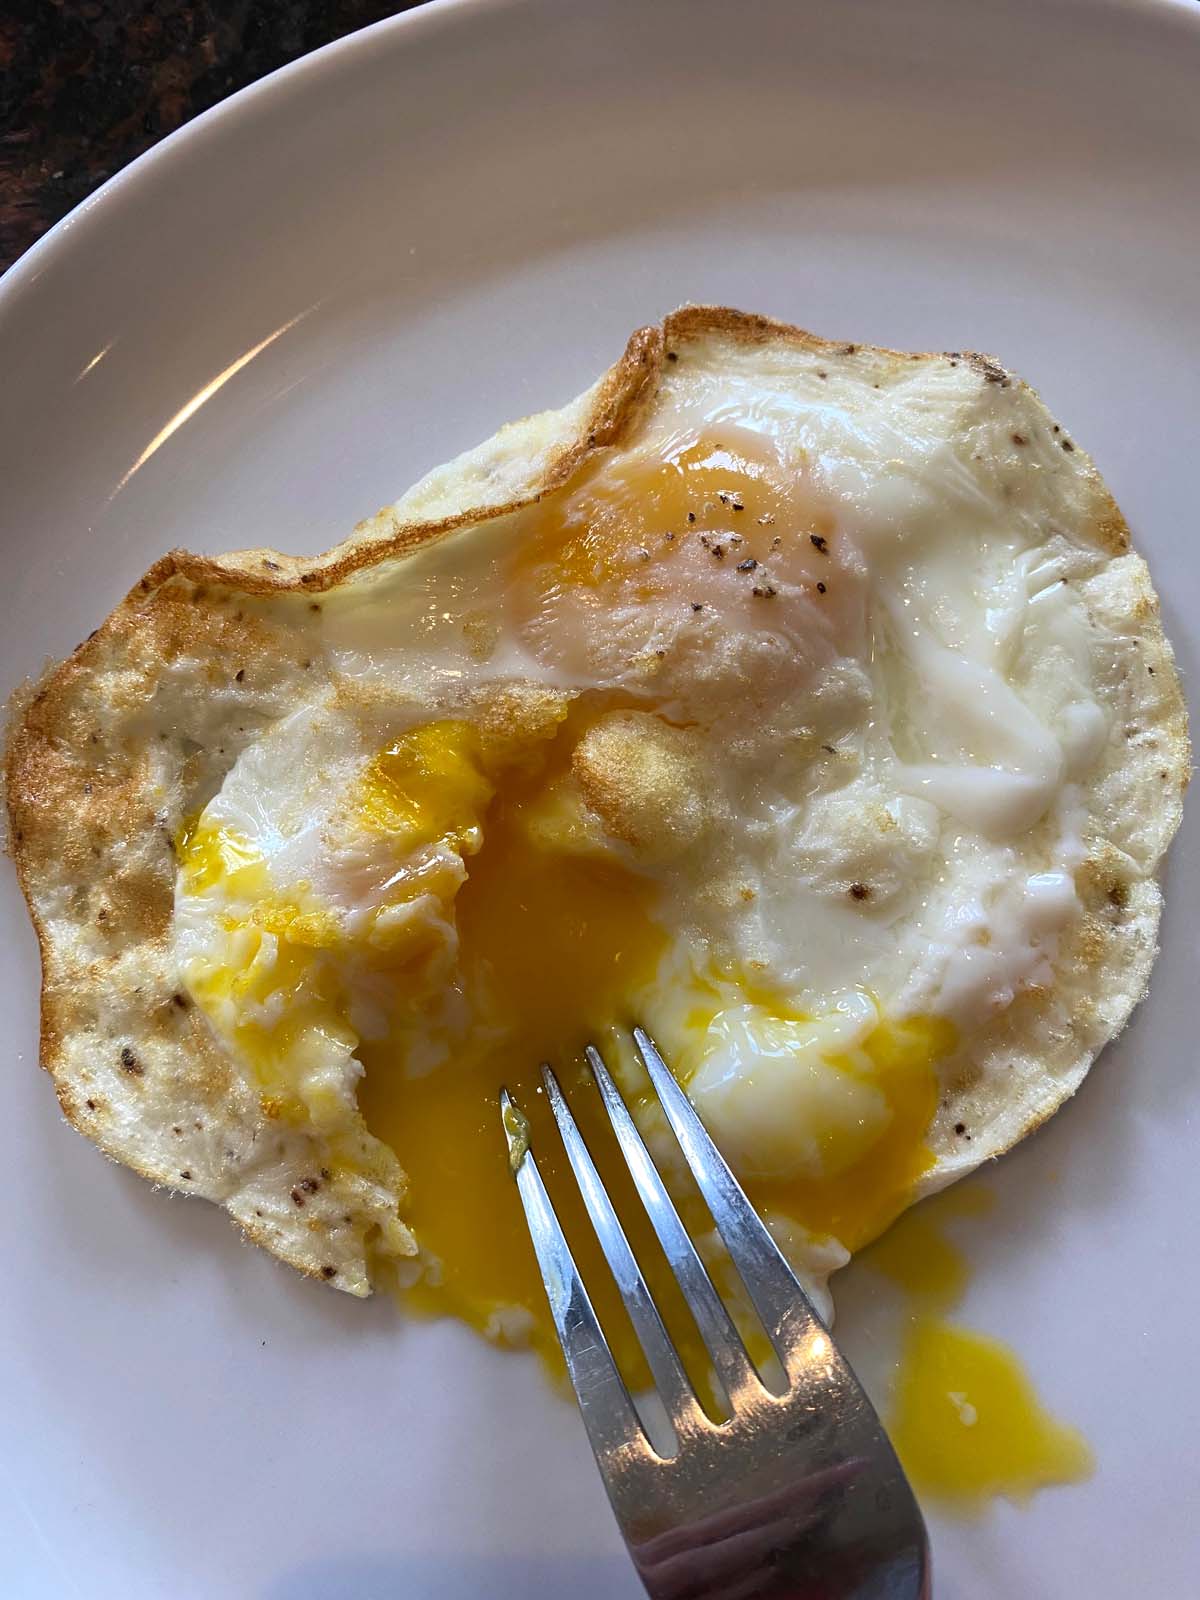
[0,1,422,275]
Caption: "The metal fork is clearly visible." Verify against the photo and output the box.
[499,1026,929,1600]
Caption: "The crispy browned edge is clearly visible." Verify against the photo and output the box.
[3,305,1185,1282]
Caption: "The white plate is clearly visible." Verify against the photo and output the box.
[1,0,1197,1593]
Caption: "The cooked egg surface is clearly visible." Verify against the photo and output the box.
[9,312,1185,1392]
[173,330,1140,1342]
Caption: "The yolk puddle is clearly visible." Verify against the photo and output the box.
[862,1188,1094,1511]
[357,730,715,1391]
[889,1320,1094,1511]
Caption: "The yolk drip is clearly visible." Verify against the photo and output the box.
[862,1189,1093,1511]
[744,1016,954,1253]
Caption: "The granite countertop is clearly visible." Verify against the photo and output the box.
[0,0,419,275]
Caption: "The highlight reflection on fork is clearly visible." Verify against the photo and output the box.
[500,1026,929,1600]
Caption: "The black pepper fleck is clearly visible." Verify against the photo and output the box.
[691,602,704,613]
[816,581,827,594]
[687,511,696,523]
[954,1122,966,1136]
[737,558,758,572]
[119,1046,143,1075]
[810,534,828,554]
[849,883,870,901]
[1061,438,1075,452]
[235,669,245,683]
[321,1265,337,1279]
[180,1170,193,1181]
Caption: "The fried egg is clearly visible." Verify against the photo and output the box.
[7,311,1187,1378]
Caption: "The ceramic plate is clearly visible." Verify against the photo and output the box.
[1,1,1197,1593]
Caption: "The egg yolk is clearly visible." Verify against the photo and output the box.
[862,1189,1094,1510]
[359,721,495,851]
[514,432,833,601]
[361,780,690,1377]
[691,1013,954,1253]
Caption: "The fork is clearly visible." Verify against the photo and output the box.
[499,1026,930,1600]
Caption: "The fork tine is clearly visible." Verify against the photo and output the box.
[500,1089,650,1465]
[542,1066,706,1436]
[633,1026,824,1367]
[585,1045,760,1407]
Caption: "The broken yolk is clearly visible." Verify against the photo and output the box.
[357,740,689,1381]
[862,1189,1094,1511]
[181,714,956,1394]
[354,718,951,1394]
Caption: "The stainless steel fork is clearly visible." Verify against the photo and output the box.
[500,1026,929,1600]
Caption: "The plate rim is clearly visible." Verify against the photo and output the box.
[3,0,1199,316]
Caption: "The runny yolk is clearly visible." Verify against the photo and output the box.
[744,1016,954,1253]
[352,726,961,1403]
[357,733,698,1384]
[861,1189,1094,1511]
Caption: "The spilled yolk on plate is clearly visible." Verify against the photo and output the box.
[863,1189,1093,1510]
